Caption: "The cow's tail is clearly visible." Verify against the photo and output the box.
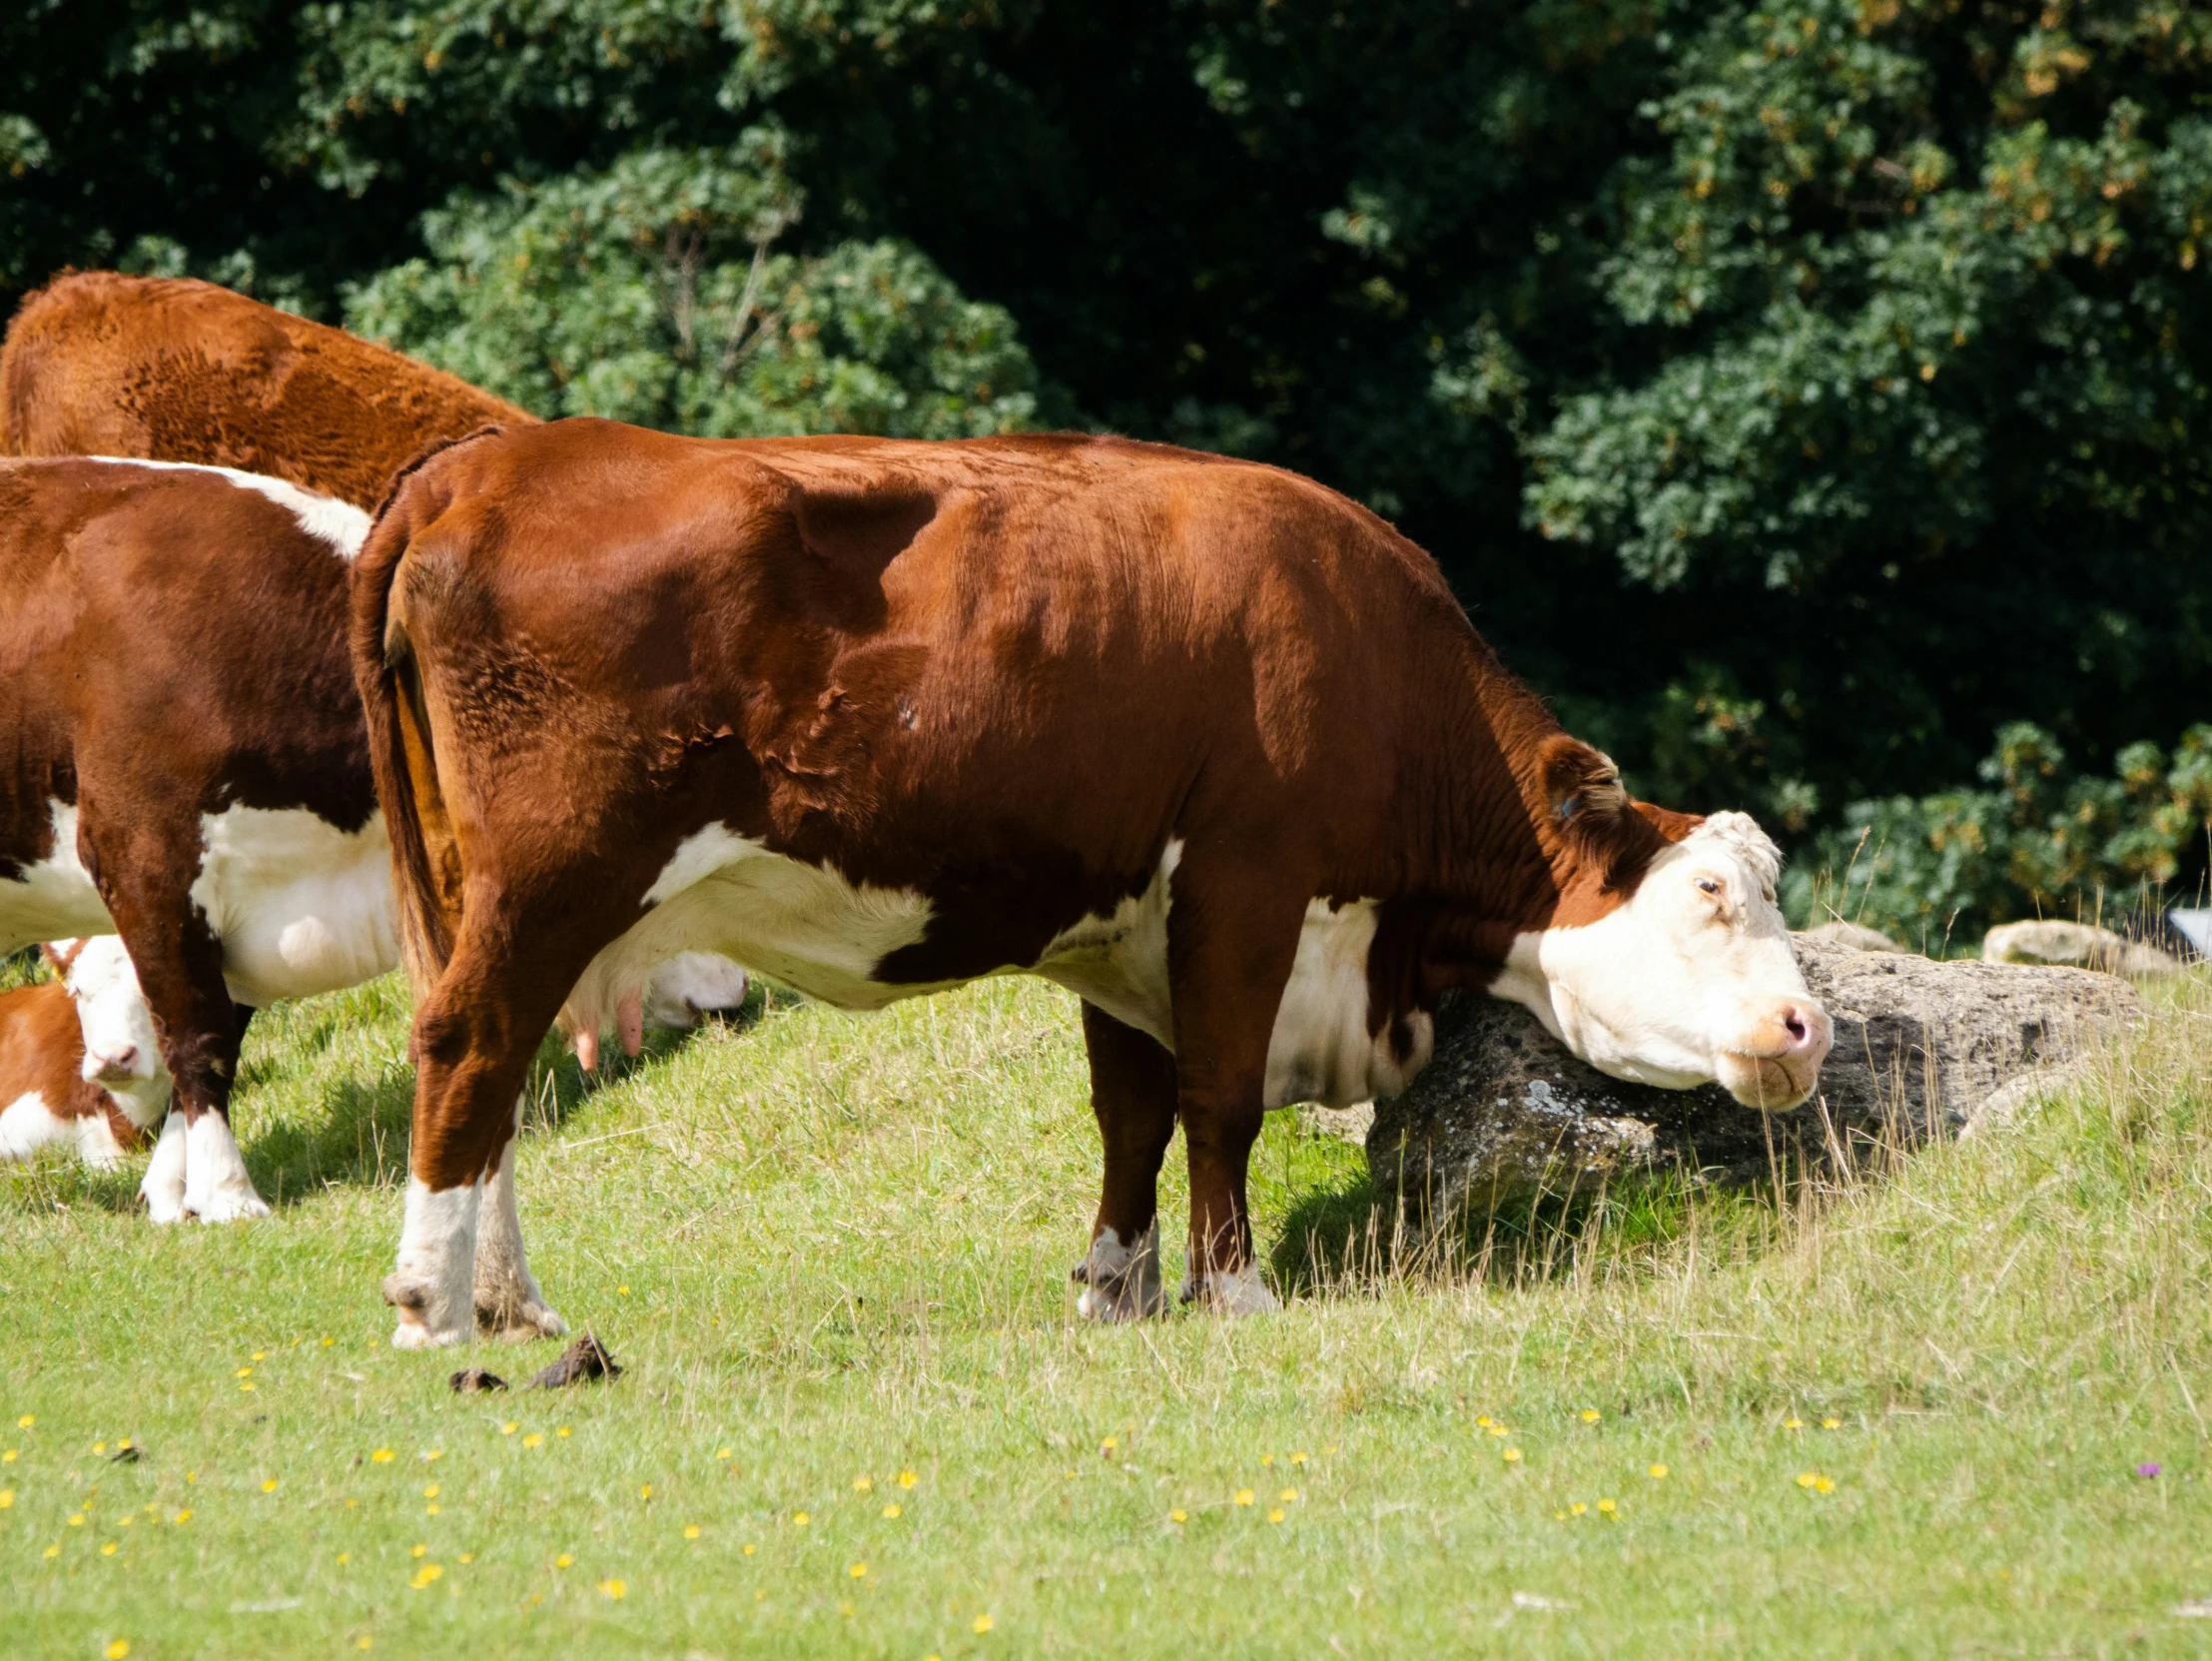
[352,429,502,996]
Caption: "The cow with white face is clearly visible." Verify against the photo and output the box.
[0,939,171,1171]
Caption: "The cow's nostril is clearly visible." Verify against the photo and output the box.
[104,1047,139,1073]
[1785,1014,1807,1043]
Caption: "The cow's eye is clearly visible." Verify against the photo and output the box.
[1695,877,1723,897]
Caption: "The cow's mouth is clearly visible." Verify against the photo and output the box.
[1713,1000,1833,1111]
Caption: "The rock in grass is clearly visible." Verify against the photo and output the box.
[1367,934,2142,1223]
[449,1367,508,1394]
[1803,919,1909,953]
[1982,919,2182,979]
[525,1334,622,1389]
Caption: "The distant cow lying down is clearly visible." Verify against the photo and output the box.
[0,456,743,1282]
[0,939,171,1170]
[0,271,534,509]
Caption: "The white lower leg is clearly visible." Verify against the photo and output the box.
[1179,1257,1281,1316]
[181,1112,270,1223]
[140,1113,188,1223]
[472,1102,565,1340]
[386,1176,482,1349]
[1074,1222,1165,1322]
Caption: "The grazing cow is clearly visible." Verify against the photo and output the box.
[0,939,171,1169]
[1,272,534,509]
[0,457,743,1324]
[355,418,1833,1346]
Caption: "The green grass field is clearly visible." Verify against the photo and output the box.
[4,964,2209,1659]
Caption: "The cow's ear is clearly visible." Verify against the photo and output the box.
[1537,735,1629,829]
[42,939,83,973]
[1632,800,1705,843]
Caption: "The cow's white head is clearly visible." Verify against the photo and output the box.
[1493,808,1832,1109]
[49,937,173,1128]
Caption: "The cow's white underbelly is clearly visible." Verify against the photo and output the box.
[188,806,400,1005]
[589,827,1426,1110]
[0,802,116,951]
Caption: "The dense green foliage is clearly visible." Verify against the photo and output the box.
[4,0,2208,928]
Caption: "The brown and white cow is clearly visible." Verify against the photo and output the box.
[354,418,1831,1346]
[0,939,172,1170]
[1,272,534,509]
[0,456,743,1326]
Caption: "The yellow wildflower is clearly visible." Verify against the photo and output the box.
[2,1450,14,1462]
[458,1553,474,1565]
[356,1638,370,1651]
[371,1449,394,1464]
[1475,1415,1492,1427]
[43,1544,61,1558]
[0,1489,11,1508]
[882,1504,902,1519]
[1102,1438,1118,1456]
[684,1525,701,1540]
[338,1553,351,1565]
[898,1469,918,1488]
[716,1447,732,1461]
[1649,1464,1669,1479]
[423,1484,439,1499]
[1234,1489,1254,1506]
[973,1614,995,1634]
[1260,1453,1273,1466]
[1784,1418,1804,1430]
[616,1285,629,1295]
[252,1351,266,1362]
[1815,1475,1836,1493]
[70,1513,85,1526]
[1581,1410,1601,1424]
[1486,1424,1507,1438]
[95,1441,107,1454]
[742,1543,756,1556]
[262,1478,279,1493]
[411,1544,427,1559]
[173,1510,192,1524]
[556,1427,571,1439]
[101,1541,118,1555]
[854,1474,873,1492]
[1570,1501,1587,1516]
[500,1423,518,1436]
[1267,1509,1285,1524]
[408,1564,442,1590]
[555,1554,573,1568]
[793,1512,809,1527]
[106,1642,129,1659]
[639,1484,652,1500]
[1291,1451,1307,1465]
[425,1503,441,1516]
[1822,1417,1842,1430]
[598,1578,626,1600]
[1598,1498,1618,1515]
[1503,1448,1523,1463]
[522,1433,542,1448]
[849,1562,868,1579]
[1279,1487,1297,1503]
[421,1450,441,1462]
[1169,1509,1186,1523]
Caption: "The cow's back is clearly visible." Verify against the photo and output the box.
[0,273,535,509]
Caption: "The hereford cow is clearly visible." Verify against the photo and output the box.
[1,272,534,509]
[355,418,1832,1347]
[0,939,172,1170]
[0,457,742,1325]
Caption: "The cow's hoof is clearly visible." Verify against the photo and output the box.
[384,1273,470,1349]
[475,1290,568,1343]
[1072,1223,1164,1322]
[143,1185,187,1225]
[188,1187,272,1224]
[1179,1261,1281,1317]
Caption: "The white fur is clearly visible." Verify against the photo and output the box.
[1074,1223,1164,1323]
[1036,841,1181,1047]
[1261,900,1432,1110]
[141,1113,188,1223]
[639,952,751,1029]
[1487,813,1821,1100]
[60,937,172,1130]
[471,1101,565,1340]
[0,802,114,953]
[181,1112,269,1222]
[566,826,941,1038]
[1181,1259,1281,1316]
[188,806,400,1005]
[84,456,371,555]
[389,1177,482,1349]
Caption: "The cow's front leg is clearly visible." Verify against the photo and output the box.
[80,815,269,1223]
[390,933,568,1348]
[1072,1002,1177,1322]
[1166,866,1304,1316]
[473,1097,566,1341]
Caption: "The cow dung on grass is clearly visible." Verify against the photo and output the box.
[1361,934,2144,1223]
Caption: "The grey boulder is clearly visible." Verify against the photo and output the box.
[1364,934,2141,1221]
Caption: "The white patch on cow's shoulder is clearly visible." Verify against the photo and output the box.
[182,1113,269,1223]
[0,1091,72,1164]
[566,826,937,1039]
[0,801,114,954]
[1035,840,1182,1047]
[189,806,398,1005]
[141,1113,188,1222]
[388,1177,482,1349]
[1262,899,1432,1111]
[85,456,371,556]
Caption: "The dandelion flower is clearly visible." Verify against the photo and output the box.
[106,1642,129,1658]
[338,1553,351,1565]
[101,1540,118,1555]
[1486,1424,1506,1438]
[882,1504,901,1519]
[1291,1451,1307,1466]
[854,1475,873,1492]
[239,1382,255,1393]
[1570,1501,1587,1516]
[1581,1410,1601,1424]
[173,1510,192,1524]
[973,1614,995,1634]
[1102,1438,1118,1456]
[262,1478,279,1493]
[322,1337,335,1348]
[598,1578,626,1600]
[236,1369,251,1380]
[616,1285,629,1296]
[684,1525,701,1540]
[0,1489,11,1508]
[793,1512,809,1527]
[356,1637,370,1650]
[898,1469,918,1488]
[555,1554,573,1568]
[1822,1417,1841,1429]
[1259,1453,1272,1466]
[423,1484,439,1499]
[95,1441,107,1454]
[253,1351,266,1362]
[409,1564,443,1590]
[371,1449,394,1464]
[1234,1489,1254,1506]
[716,1448,732,1461]
[1814,1476,1836,1494]
[411,1544,428,1559]
[2,1449,14,1462]
[1598,1498,1618,1515]
[639,1484,652,1500]
[43,1544,60,1558]
[1503,1448,1523,1463]
[742,1544,756,1556]
[421,1449,441,1463]
[849,1563,868,1579]
[425,1503,441,1516]
[1783,1418,1803,1430]
[500,1423,518,1436]
[1267,1509,1285,1524]
[522,1433,542,1449]
[1649,1464,1669,1479]
[458,1553,474,1565]
[1169,1509,1186,1524]
[70,1513,85,1526]
[1279,1487,1297,1503]
[1475,1415,1492,1428]
[556,1427,571,1439]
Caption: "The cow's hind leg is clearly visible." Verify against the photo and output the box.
[1072,1002,1177,1321]
[472,1095,566,1341]
[388,926,572,1349]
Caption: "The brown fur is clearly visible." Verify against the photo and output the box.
[0,273,535,509]
[354,418,1705,1298]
